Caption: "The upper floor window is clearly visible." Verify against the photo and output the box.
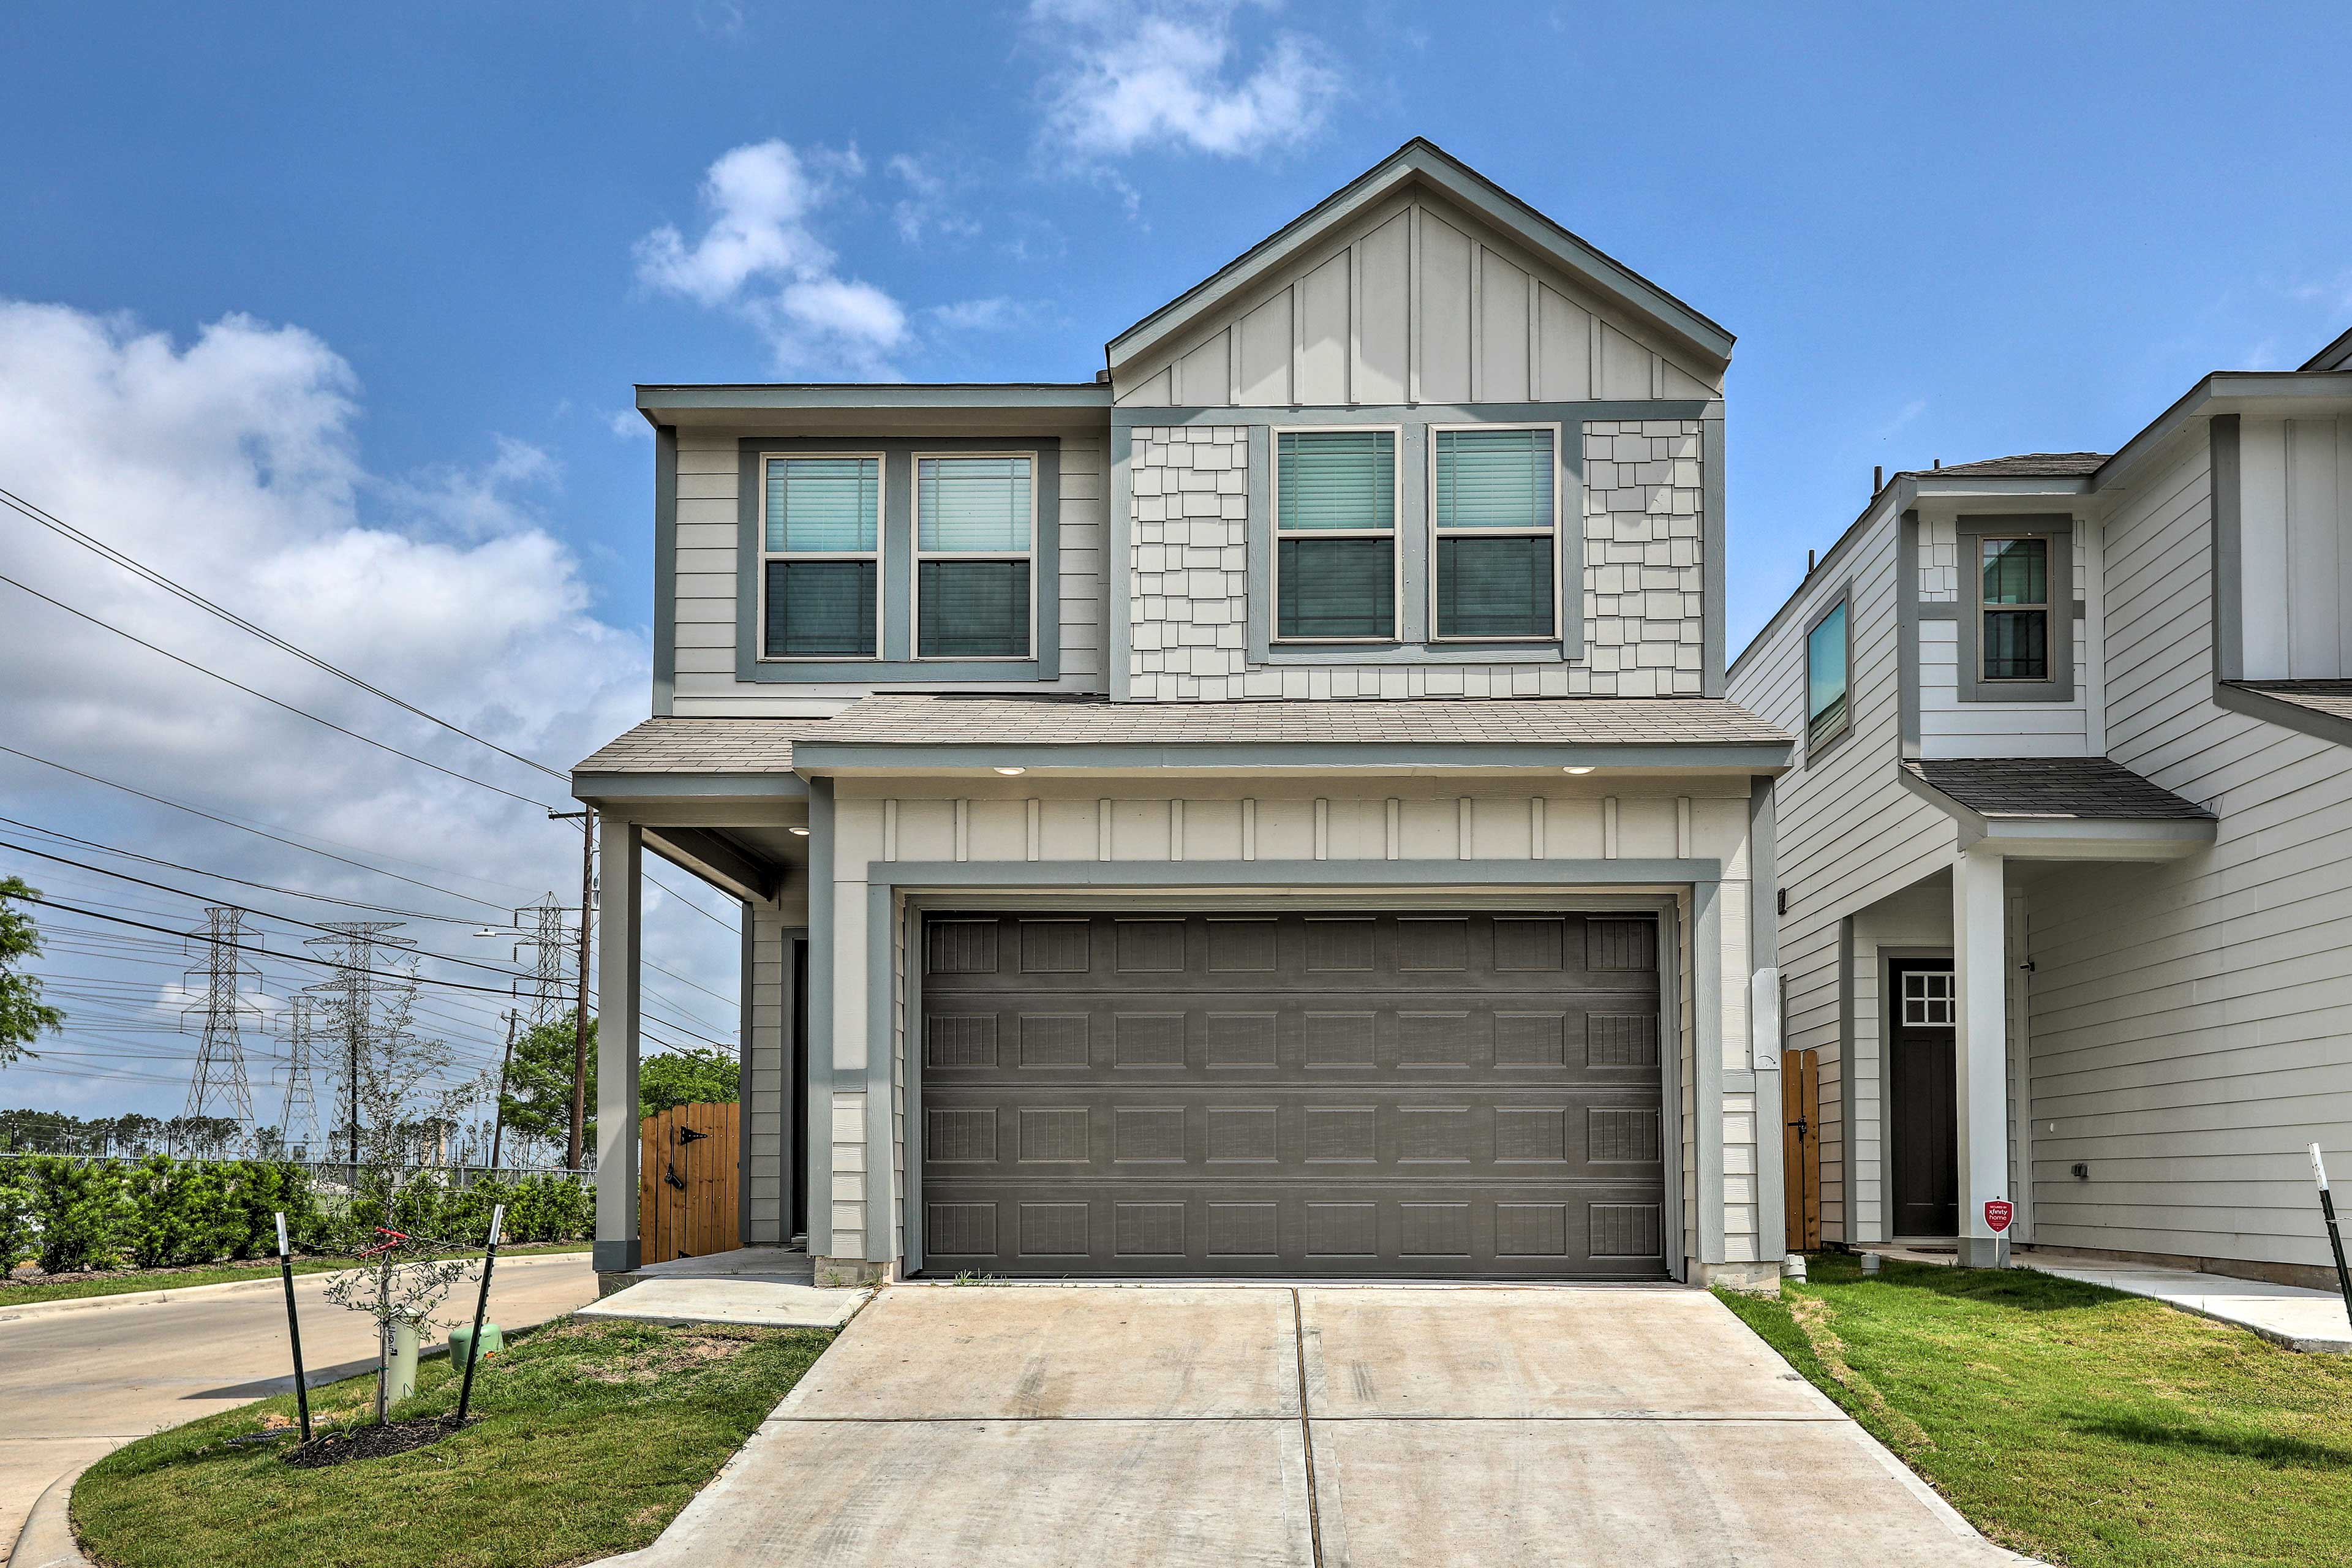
[1804,596,1849,753]
[1274,429,1396,641]
[763,455,880,658]
[1431,427,1558,640]
[1979,538,2049,682]
[916,456,1035,659]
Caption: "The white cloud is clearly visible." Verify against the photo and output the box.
[633,140,908,377]
[1030,0,1342,161]
[607,409,652,439]
[0,301,742,1118]
[928,296,1027,333]
[886,154,982,246]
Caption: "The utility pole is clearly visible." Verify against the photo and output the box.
[489,1008,516,1170]
[303,922,415,1167]
[183,907,261,1139]
[550,809,596,1172]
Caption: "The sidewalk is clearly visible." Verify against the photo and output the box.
[2018,1253,2352,1353]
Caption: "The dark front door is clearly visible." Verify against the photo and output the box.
[917,910,1670,1279]
[1888,958,1958,1236]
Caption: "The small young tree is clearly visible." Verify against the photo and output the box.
[318,976,480,1423]
[639,1044,739,1114]
[0,876,65,1067]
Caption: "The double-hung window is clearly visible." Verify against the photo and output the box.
[762,455,880,658]
[1431,426,1558,639]
[1978,538,2049,682]
[915,455,1035,659]
[1275,429,1396,641]
[1804,596,1849,752]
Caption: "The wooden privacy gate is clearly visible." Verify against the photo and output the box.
[638,1102,740,1265]
[1782,1049,1821,1251]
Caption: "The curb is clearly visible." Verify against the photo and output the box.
[0,1250,591,1326]
[8,1464,92,1568]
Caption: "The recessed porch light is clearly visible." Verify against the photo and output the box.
[788,826,810,836]
[1562,766,1595,775]
[993,766,1027,775]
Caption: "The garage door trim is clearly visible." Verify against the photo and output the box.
[898,891,1686,1281]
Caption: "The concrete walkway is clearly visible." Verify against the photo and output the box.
[601,1283,2033,1567]
[2018,1253,2352,1353]
[580,1248,868,1329]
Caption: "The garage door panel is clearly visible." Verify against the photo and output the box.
[920,911,1667,1280]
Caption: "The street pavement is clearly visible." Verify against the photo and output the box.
[0,1251,598,1556]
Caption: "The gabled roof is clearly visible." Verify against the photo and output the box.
[1104,137,1734,379]
[1918,453,2108,479]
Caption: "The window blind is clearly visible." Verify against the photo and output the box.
[766,560,876,657]
[1278,431,1395,531]
[918,457,1032,552]
[767,457,878,552]
[1435,429,1553,529]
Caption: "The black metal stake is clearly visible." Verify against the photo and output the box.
[274,1212,311,1442]
[2314,1146,2352,1333]
[455,1202,505,1427]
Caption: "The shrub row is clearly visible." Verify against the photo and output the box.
[0,1156,592,1276]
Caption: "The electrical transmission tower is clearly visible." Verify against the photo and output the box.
[515,892,573,1026]
[277,993,324,1158]
[183,907,262,1136]
[303,922,417,1164]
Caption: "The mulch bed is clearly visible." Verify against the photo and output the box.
[281,1416,471,1468]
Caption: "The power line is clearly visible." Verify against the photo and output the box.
[646,869,742,933]
[0,744,511,910]
[0,482,568,783]
[0,572,561,810]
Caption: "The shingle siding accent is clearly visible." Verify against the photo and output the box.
[1127,424,1252,698]
[1581,419,1705,697]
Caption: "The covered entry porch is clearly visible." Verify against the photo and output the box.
[1819,758,2215,1267]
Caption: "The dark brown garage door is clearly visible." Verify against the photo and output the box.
[916,911,1668,1279]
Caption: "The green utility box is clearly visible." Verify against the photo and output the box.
[449,1322,504,1366]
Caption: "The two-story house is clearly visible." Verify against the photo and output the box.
[573,140,1794,1291]
[1729,332,2352,1284]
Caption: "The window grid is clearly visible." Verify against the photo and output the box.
[1979,537,2051,682]
[759,453,883,660]
[1428,424,1562,643]
[1899,968,1954,1028]
[912,453,1038,661]
[1272,427,1401,644]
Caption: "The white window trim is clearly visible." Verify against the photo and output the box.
[908,450,1041,662]
[757,450,886,662]
[1424,420,1566,644]
[1975,535,2052,685]
[1268,423,1405,646]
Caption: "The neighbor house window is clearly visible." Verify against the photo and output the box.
[763,456,881,658]
[1431,427,1558,640]
[915,455,1034,659]
[1979,538,2049,682]
[1275,429,1396,641]
[1804,597,1850,752]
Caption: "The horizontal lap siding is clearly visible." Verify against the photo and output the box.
[1728,513,1956,1243]
[2027,439,2352,1271]
[667,430,1110,714]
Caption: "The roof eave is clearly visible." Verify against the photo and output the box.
[1103,138,1733,380]
[1894,765,2214,860]
[789,739,1792,775]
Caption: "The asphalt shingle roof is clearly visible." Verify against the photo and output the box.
[807,693,1790,747]
[1902,757,2211,821]
[2229,679,2352,726]
[1911,453,2108,479]
[574,717,829,774]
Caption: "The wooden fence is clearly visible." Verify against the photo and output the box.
[637,1102,739,1265]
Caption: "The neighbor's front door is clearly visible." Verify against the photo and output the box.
[1888,958,1958,1237]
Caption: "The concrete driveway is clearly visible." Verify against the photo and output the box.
[611,1283,2029,1567]
[0,1251,598,1556]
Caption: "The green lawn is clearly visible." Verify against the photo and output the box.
[0,1244,591,1307]
[72,1316,834,1568]
[1718,1255,2352,1567]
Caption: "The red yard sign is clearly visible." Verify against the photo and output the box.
[1985,1199,2014,1234]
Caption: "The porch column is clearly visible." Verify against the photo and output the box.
[1951,846,2011,1268]
[594,817,643,1275]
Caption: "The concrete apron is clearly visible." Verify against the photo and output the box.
[599,1283,2040,1568]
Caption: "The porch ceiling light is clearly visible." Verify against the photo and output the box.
[788,826,810,836]
[1562,766,1596,775]
[993,766,1027,775]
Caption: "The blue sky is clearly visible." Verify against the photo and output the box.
[2,0,2349,1123]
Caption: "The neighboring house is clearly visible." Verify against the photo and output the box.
[1729,330,2352,1284]
[573,139,1796,1290]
